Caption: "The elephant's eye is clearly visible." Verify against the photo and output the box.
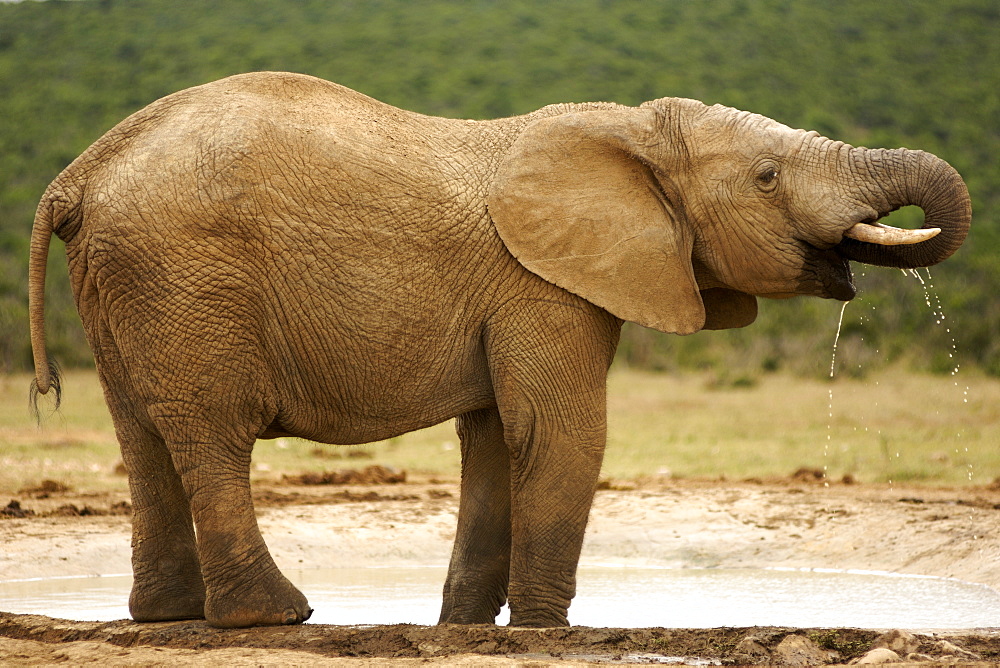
[755,167,779,190]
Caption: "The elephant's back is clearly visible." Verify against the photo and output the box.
[80,73,409,175]
[62,72,516,329]
[61,72,451,206]
[87,71,422,146]
[176,71,431,132]
[67,72,488,250]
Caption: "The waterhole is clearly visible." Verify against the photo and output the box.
[4,566,1000,629]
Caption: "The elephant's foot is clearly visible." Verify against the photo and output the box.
[129,564,207,622]
[508,596,570,628]
[438,612,497,624]
[508,614,569,629]
[438,607,500,625]
[204,567,312,628]
[438,576,507,625]
[508,609,570,628]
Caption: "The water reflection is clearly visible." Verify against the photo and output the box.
[3,566,1000,629]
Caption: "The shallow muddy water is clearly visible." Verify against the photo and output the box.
[3,565,1000,629]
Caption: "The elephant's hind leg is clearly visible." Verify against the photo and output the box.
[122,421,207,621]
[91,257,311,628]
[95,356,206,622]
[150,402,313,628]
[439,407,511,624]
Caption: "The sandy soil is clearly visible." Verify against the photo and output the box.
[2,475,1000,665]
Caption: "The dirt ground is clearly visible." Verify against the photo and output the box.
[3,474,1000,665]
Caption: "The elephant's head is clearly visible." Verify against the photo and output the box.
[488,99,971,335]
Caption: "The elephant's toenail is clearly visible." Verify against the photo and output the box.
[282,607,311,624]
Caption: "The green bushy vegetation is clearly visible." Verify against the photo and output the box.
[1,0,997,376]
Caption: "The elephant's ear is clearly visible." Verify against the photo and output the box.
[488,108,705,335]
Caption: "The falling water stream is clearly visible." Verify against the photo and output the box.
[824,301,850,485]
[826,268,972,484]
[906,268,972,482]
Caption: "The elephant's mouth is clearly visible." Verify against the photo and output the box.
[799,216,946,301]
[796,244,857,302]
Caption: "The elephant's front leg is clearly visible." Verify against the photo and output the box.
[490,327,613,627]
[482,302,618,628]
[504,407,605,628]
[439,407,512,624]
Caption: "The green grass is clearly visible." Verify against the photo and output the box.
[603,368,1000,484]
[0,371,122,494]
[2,367,997,496]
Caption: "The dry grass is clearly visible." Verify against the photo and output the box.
[2,366,997,496]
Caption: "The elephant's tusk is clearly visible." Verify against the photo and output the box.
[843,222,941,246]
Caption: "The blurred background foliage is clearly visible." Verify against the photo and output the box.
[1,0,997,378]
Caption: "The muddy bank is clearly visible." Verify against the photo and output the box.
[3,477,1000,664]
[1,613,998,665]
[4,478,1000,587]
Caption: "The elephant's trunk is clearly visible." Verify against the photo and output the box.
[836,148,971,268]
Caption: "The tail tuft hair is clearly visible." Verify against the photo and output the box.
[29,360,63,425]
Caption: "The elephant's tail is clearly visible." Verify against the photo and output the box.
[28,183,78,419]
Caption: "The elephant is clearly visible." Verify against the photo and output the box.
[28,72,970,628]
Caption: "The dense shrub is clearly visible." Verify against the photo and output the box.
[2,0,996,375]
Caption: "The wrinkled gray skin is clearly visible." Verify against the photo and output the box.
[29,72,970,628]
